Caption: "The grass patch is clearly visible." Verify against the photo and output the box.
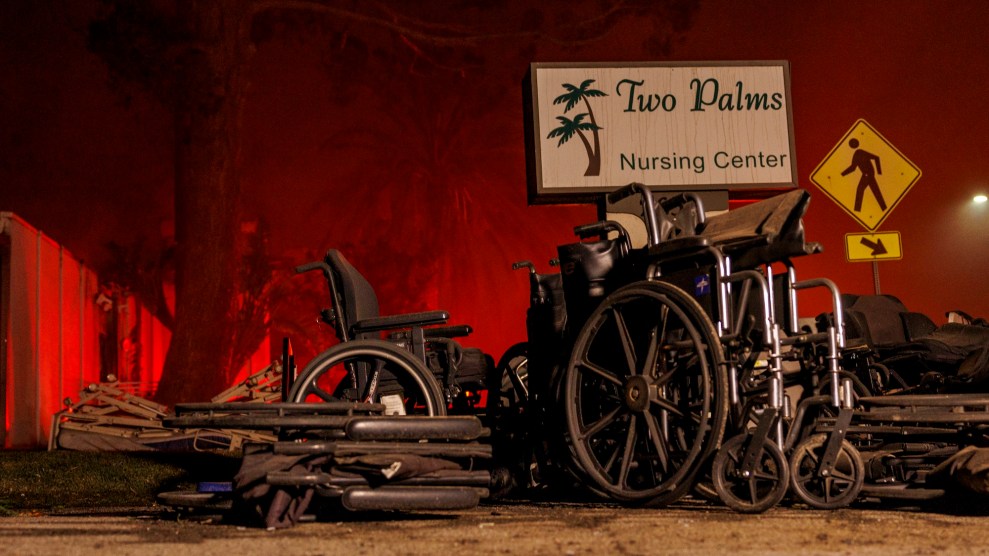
[0,450,241,513]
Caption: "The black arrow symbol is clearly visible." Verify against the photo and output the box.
[860,237,888,256]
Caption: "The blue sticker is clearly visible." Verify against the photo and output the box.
[694,274,711,296]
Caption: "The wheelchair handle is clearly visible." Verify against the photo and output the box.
[573,220,624,238]
[606,182,648,204]
[573,220,631,255]
[605,183,661,247]
[512,261,536,274]
[659,192,707,227]
[295,260,331,275]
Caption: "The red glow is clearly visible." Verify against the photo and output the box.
[0,1,986,414]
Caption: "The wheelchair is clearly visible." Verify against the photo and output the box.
[289,249,492,417]
[500,183,863,510]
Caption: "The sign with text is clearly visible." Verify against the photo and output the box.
[523,61,797,204]
[810,120,921,231]
[845,231,903,262]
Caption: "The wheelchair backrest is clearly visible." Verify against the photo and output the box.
[698,189,821,270]
[840,293,936,348]
[324,249,380,341]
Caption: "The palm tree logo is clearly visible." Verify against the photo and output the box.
[547,79,607,177]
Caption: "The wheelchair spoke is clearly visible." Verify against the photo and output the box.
[617,414,638,487]
[830,469,856,483]
[643,411,670,473]
[653,350,702,390]
[657,304,670,351]
[748,478,760,504]
[753,469,780,481]
[643,325,661,379]
[579,405,624,441]
[577,359,624,386]
[308,384,336,403]
[611,306,639,377]
[649,391,686,418]
[601,440,621,475]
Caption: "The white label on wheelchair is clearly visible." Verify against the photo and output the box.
[380,394,406,416]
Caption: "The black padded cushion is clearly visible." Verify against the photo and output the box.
[842,293,911,347]
[698,189,822,269]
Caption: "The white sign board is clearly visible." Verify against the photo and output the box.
[524,61,797,203]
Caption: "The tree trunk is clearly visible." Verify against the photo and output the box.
[155,0,250,405]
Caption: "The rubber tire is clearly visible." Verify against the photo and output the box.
[288,339,447,416]
[790,433,864,509]
[712,433,789,513]
[564,280,728,505]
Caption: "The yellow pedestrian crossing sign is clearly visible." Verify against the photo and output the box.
[810,119,921,231]
[845,231,903,262]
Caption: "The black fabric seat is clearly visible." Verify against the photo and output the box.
[838,293,989,390]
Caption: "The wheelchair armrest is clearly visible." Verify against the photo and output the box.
[424,324,473,338]
[646,236,710,258]
[351,310,450,334]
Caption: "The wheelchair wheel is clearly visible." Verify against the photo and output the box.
[790,433,864,509]
[495,342,530,410]
[712,433,789,513]
[564,280,728,504]
[288,340,447,416]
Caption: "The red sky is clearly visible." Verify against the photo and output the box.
[2,1,987,362]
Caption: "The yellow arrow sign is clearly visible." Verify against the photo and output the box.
[811,120,921,231]
[845,231,903,262]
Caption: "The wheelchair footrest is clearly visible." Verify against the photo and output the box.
[340,486,484,511]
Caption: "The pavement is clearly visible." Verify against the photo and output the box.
[2,499,989,556]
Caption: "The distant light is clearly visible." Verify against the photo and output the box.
[975,194,988,204]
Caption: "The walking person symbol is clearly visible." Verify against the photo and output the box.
[841,138,886,212]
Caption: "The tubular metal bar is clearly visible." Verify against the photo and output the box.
[792,277,846,348]
[345,416,485,441]
[769,375,784,448]
[724,270,773,346]
[710,249,731,336]
[267,470,491,488]
[784,395,831,452]
[841,378,856,409]
[164,414,358,430]
[765,264,776,327]
[792,277,846,407]
[636,184,662,247]
[859,393,989,407]
[341,486,483,511]
[828,325,842,407]
[786,262,799,334]
[272,440,493,458]
[173,402,385,415]
[724,268,785,421]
